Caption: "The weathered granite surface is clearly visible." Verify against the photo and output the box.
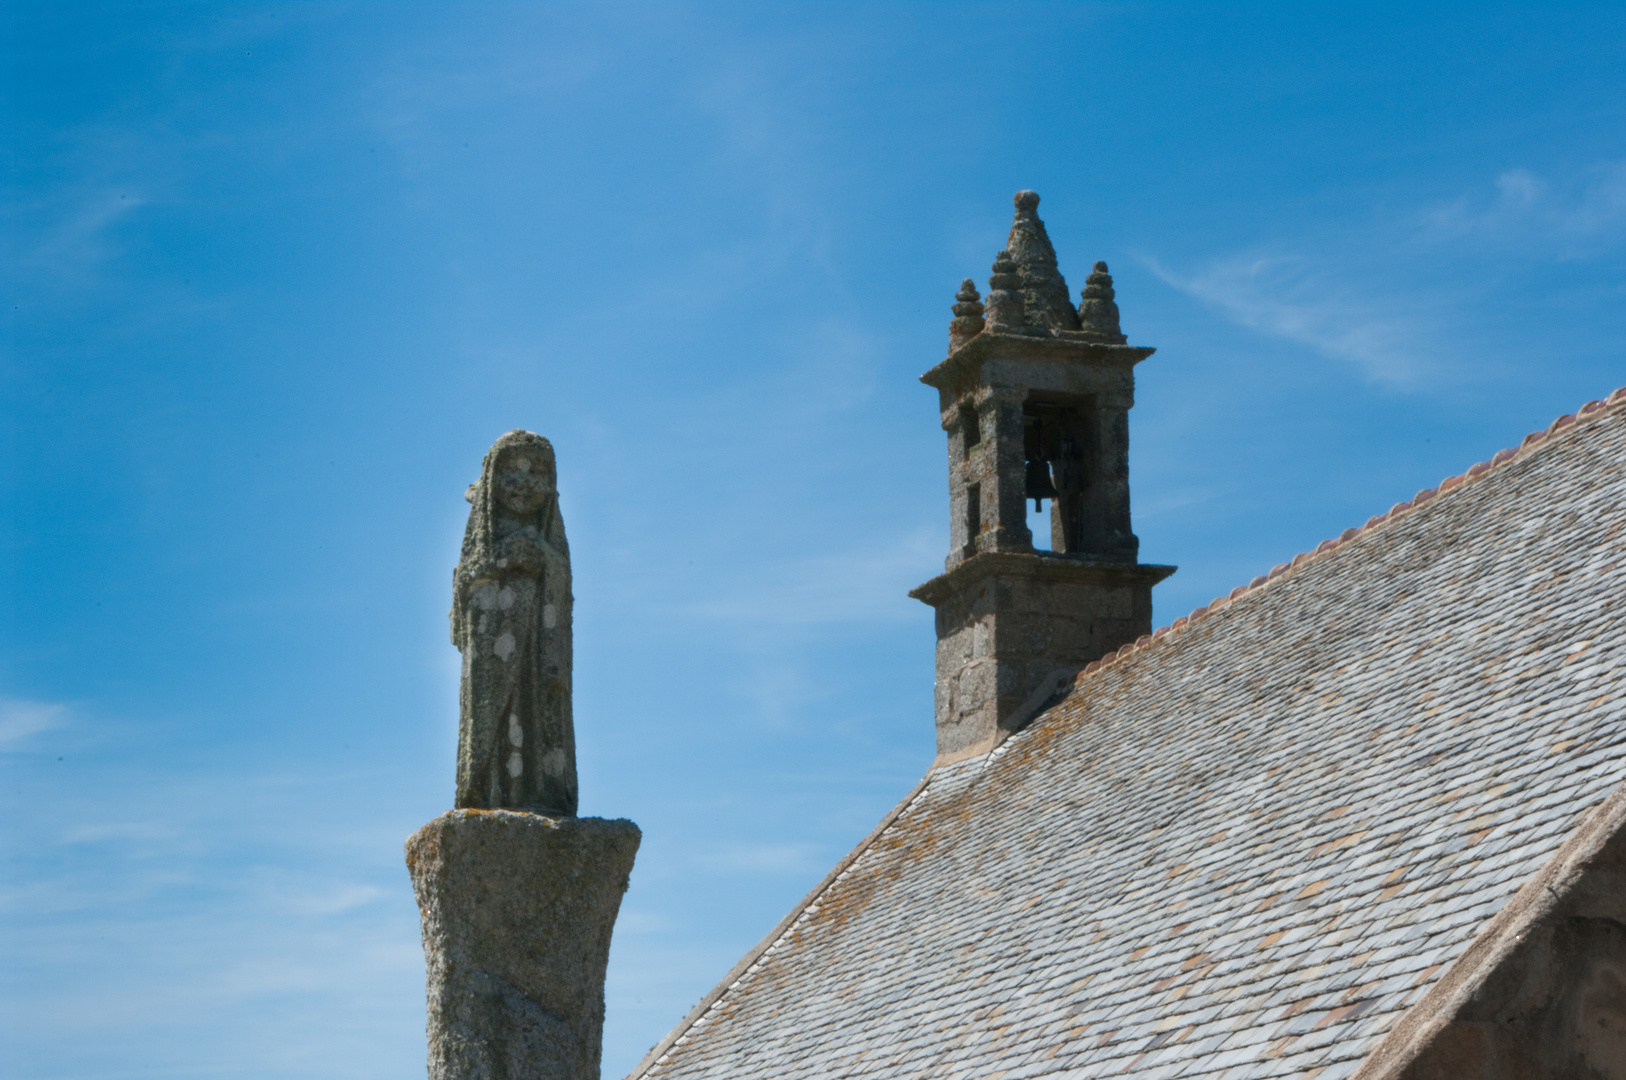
[452,430,576,816]
[407,810,640,1080]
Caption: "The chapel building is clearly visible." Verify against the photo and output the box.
[627,192,1626,1080]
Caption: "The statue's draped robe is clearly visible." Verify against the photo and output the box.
[452,435,577,816]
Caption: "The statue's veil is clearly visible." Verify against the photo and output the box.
[451,430,563,639]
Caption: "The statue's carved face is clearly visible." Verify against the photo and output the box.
[493,451,554,517]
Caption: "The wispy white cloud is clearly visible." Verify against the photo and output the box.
[16,190,146,280]
[1145,252,1434,385]
[1146,160,1626,386]
[1,740,428,1077]
[1421,162,1626,246]
[0,699,70,747]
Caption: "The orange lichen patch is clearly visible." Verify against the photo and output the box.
[1258,931,1287,950]
[1382,867,1408,885]
[1278,996,1318,1019]
[1312,830,1369,857]
[1325,804,1354,819]
[1343,980,1380,1002]
[1162,981,1199,1003]
[1253,892,1284,913]
[1265,1035,1300,1058]
[1297,879,1330,899]
[1130,946,1152,961]
[1414,964,1443,986]
[1315,1000,1374,1028]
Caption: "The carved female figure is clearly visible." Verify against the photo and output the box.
[451,431,577,815]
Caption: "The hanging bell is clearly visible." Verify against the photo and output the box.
[1025,458,1058,511]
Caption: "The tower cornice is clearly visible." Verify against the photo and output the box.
[908,551,1176,607]
[920,332,1155,396]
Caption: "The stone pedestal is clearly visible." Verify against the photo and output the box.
[406,810,641,1080]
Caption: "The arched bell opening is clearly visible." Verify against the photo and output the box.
[1023,394,1092,555]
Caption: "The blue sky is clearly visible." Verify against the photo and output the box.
[3,3,1624,1077]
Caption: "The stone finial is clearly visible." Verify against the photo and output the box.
[983,249,1022,332]
[994,190,1081,336]
[948,278,985,352]
[1078,261,1127,344]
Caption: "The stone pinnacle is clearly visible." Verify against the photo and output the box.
[949,278,986,353]
[1078,260,1127,344]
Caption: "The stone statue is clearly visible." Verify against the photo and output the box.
[410,432,638,1080]
[451,430,577,816]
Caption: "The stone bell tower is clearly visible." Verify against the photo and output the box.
[909,191,1175,763]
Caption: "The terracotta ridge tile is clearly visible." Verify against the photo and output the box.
[1071,385,1626,687]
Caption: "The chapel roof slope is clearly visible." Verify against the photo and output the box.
[631,389,1626,1080]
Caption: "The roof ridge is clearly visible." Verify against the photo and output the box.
[1069,385,1626,687]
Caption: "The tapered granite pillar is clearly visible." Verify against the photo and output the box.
[407,812,639,1080]
[408,432,639,1080]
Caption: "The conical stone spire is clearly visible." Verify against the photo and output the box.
[948,278,985,352]
[1078,260,1127,343]
[987,190,1081,337]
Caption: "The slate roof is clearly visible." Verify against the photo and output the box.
[630,388,1626,1080]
